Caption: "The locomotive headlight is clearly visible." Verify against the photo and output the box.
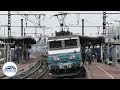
[53,56,60,61]
[70,55,76,60]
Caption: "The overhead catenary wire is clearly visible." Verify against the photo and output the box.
[15,12,48,30]
[0,11,52,38]
[16,11,39,26]
[107,15,120,23]
[15,11,46,27]
[29,11,46,26]
[2,11,120,37]
[56,25,108,28]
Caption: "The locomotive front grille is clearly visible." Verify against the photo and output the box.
[51,65,60,70]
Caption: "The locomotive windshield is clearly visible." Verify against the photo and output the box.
[49,41,62,49]
[48,36,79,50]
[65,39,77,47]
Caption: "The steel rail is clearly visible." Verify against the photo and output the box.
[20,55,48,79]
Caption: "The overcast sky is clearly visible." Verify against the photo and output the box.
[0,11,120,38]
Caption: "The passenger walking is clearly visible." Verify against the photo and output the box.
[82,48,86,64]
[86,48,92,65]
[93,51,98,64]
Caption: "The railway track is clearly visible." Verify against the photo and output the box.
[8,54,49,79]
[20,56,49,79]
[25,59,49,79]
[51,66,87,79]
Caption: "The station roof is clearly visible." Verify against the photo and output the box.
[79,35,105,45]
[0,36,36,44]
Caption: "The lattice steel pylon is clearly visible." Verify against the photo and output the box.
[8,11,11,38]
[7,11,12,62]
[101,11,107,63]
[103,11,107,37]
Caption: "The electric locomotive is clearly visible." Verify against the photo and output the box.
[47,31,83,77]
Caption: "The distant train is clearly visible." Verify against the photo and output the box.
[47,34,84,77]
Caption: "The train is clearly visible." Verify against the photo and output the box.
[47,31,84,77]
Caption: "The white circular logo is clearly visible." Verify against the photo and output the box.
[2,62,17,77]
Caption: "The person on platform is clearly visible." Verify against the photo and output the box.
[82,47,86,64]
[93,51,98,64]
[86,48,92,65]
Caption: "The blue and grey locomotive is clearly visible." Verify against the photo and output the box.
[47,33,83,76]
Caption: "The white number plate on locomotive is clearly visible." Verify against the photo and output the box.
[59,63,72,69]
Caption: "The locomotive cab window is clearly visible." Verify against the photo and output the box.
[65,39,77,47]
[49,41,62,49]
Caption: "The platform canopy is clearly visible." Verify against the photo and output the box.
[0,36,36,48]
[0,36,36,44]
[79,35,105,46]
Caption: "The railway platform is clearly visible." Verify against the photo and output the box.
[84,62,120,79]
[0,54,37,78]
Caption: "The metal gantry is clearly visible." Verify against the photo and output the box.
[7,11,12,62]
[103,11,107,37]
